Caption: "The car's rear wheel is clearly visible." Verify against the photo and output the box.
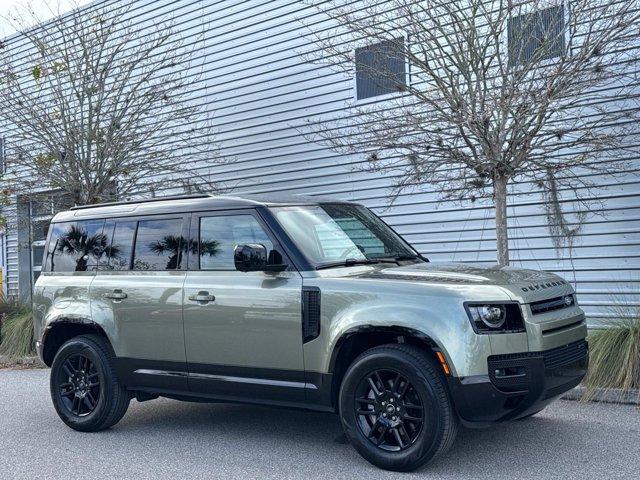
[339,344,458,472]
[50,334,130,432]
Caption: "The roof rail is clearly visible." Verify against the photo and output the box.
[69,194,211,211]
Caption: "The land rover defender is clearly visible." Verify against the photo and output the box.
[32,194,588,471]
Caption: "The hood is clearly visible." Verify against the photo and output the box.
[330,262,574,303]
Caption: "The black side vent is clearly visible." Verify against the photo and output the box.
[302,287,321,343]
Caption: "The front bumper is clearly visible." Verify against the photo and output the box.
[448,340,588,425]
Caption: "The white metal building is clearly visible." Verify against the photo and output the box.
[1,0,639,326]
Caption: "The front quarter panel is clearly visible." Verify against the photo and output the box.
[303,275,518,378]
[33,273,97,358]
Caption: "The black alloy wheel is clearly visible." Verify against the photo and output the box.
[56,354,101,417]
[50,334,130,432]
[354,369,424,451]
[339,344,458,472]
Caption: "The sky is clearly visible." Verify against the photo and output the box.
[0,0,93,39]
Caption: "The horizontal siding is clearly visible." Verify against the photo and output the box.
[1,0,639,325]
[3,202,20,298]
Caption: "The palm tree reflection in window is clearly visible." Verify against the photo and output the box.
[148,236,220,270]
[55,225,120,271]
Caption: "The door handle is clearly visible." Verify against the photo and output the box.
[188,291,215,304]
[104,290,128,301]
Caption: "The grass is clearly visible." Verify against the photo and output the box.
[0,299,35,360]
[583,296,640,403]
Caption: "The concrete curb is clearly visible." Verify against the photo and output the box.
[562,386,640,405]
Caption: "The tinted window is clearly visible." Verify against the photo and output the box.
[199,215,274,270]
[46,219,106,272]
[104,220,136,271]
[132,218,184,270]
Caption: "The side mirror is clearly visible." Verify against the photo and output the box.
[234,244,287,273]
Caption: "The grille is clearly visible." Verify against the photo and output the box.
[530,295,575,315]
[302,287,321,343]
[543,340,588,370]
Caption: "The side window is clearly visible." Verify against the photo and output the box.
[45,219,106,272]
[105,220,136,271]
[199,215,274,270]
[132,218,184,271]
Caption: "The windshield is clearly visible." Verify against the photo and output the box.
[271,204,420,268]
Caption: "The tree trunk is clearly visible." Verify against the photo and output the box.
[493,175,510,267]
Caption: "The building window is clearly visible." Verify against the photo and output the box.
[508,4,566,66]
[355,38,406,100]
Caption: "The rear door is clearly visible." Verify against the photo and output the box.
[90,214,190,391]
[183,209,305,403]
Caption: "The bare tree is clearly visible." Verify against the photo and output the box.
[305,0,640,266]
[0,1,227,206]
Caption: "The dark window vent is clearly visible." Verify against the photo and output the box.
[302,287,321,343]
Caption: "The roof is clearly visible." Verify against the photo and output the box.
[52,193,360,223]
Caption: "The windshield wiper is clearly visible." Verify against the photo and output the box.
[316,254,427,270]
[315,258,388,270]
[369,254,426,263]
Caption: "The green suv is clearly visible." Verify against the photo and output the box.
[33,194,588,471]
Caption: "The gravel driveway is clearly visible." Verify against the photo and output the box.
[0,368,638,480]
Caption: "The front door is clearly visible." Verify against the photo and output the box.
[183,209,305,403]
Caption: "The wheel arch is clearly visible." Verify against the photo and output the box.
[327,326,452,410]
[41,318,112,367]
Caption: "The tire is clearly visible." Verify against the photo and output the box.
[339,344,458,472]
[50,334,130,432]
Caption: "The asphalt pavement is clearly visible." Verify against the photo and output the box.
[0,368,638,480]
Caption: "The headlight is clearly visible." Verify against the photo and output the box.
[465,302,525,334]
[468,305,506,328]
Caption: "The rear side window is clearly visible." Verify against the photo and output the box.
[132,218,184,270]
[45,219,106,272]
[199,215,274,270]
[101,220,137,271]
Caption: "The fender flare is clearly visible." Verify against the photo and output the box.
[40,317,111,366]
[327,324,450,374]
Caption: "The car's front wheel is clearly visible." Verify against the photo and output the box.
[339,344,458,471]
[50,334,130,432]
